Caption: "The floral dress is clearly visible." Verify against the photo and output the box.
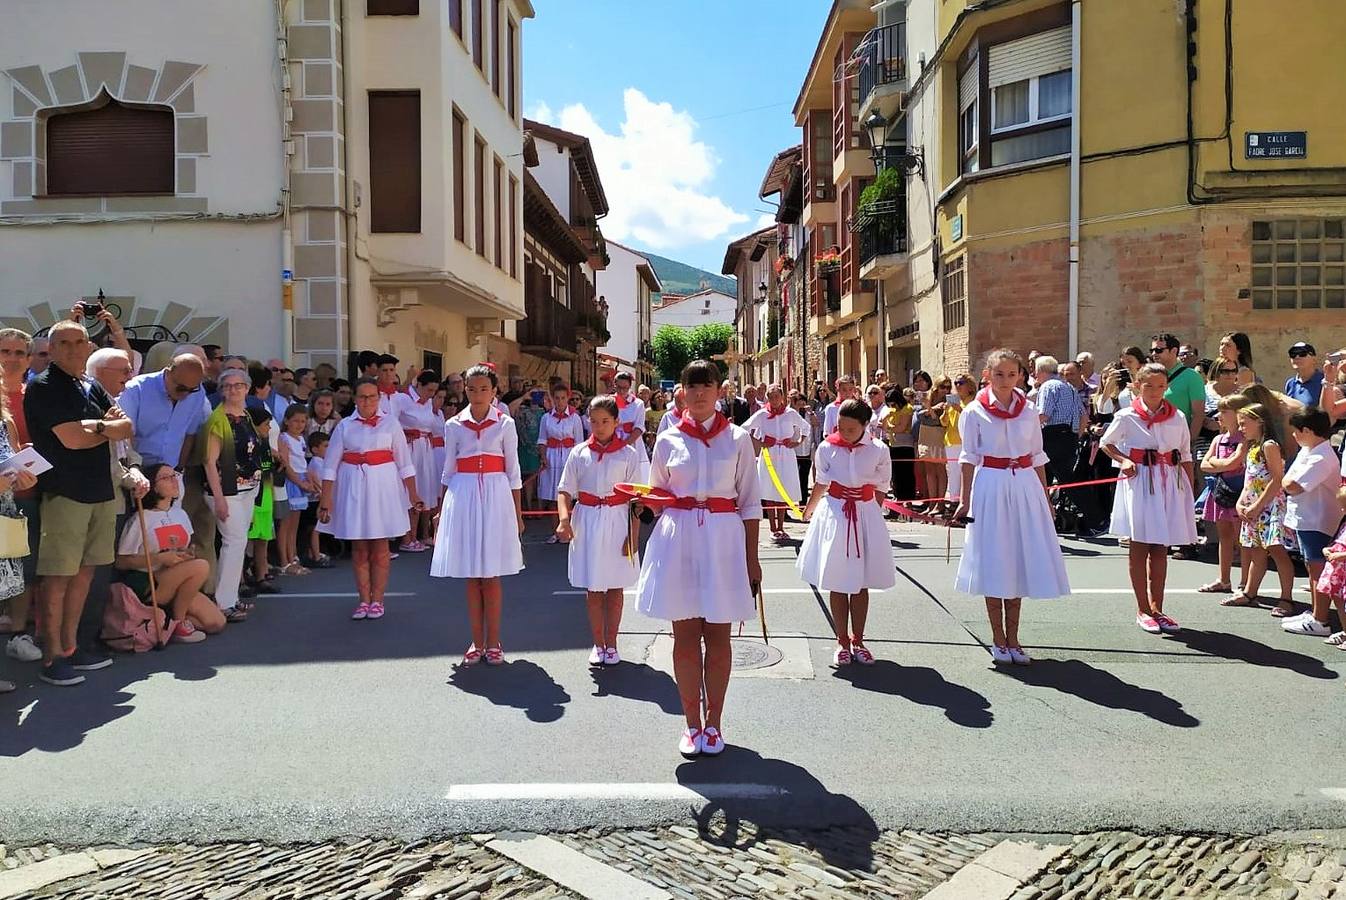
[0,425,26,602]
[1238,442,1286,550]
[1318,523,1346,600]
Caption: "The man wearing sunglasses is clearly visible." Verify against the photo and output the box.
[1149,333,1205,443]
[1283,341,1324,409]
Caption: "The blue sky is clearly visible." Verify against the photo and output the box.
[523,0,824,275]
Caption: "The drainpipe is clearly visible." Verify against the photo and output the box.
[340,0,356,371]
[278,0,295,363]
[1067,0,1082,358]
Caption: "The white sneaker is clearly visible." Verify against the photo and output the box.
[1008,646,1032,666]
[700,726,725,756]
[6,634,41,663]
[587,645,605,666]
[0,679,13,693]
[990,645,1013,664]
[678,728,703,757]
[1283,616,1332,636]
[603,646,620,666]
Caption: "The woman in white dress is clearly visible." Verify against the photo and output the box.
[431,365,524,666]
[537,383,586,542]
[317,379,422,621]
[636,359,762,758]
[613,372,651,479]
[1100,363,1197,635]
[393,369,442,553]
[555,396,643,667]
[797,399,895,666]
[951,348,1070,666]
[745,384,805,542]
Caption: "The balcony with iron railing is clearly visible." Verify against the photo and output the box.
[856,199,909,280]
[518,265,578,360]
[857,22,908,121]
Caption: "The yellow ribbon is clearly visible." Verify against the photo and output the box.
[759,444,806,519]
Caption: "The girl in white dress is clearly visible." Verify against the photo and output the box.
[1100,363,1197,635]
[613,372,651,478]
[317,379,422,621]
[745,384,805,542]
[821,375,857,435]
[537,383,586,541]
[431,365,524,666]
[797,399,895,666]
[393,370,443,553]
[636,360,762,758]
[951,349,1070,666]
[554,396,643,667]
[430,386,449,528]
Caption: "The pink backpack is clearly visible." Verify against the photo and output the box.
[101,583,174,653]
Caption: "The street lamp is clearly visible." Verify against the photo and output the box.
[863,110,888,172]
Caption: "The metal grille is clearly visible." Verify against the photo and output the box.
[943,255,967,331]
[1251,219,1346,310]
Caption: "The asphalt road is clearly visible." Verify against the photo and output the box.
[2,517,1342,845]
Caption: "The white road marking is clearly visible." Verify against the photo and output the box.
[271,592,415,599]
[1320,787,1346,802]
[445,782,788,802]
[551,589,886,596]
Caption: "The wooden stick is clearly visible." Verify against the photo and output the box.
[134,494,164,649]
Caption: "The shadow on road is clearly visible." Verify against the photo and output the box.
[588,662,682,715]
[996,658,1199,727]
[675,747,879,870]
[1166,629,1338,680]
[832,660,993,728]
[447,658,570,722]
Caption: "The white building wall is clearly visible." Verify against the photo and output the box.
[531,139,572,221]
[652,290,737,330]
[0,0,285,353]
[599,240,644,364]
[901,0,945,376]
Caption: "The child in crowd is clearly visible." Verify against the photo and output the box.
[431,364,524,665]
[1229,403,1295,615]
[246,407,279,596]
[554,396,643,666]
[304,431,332,567]
[1280,408,1344,636]
[277,403,319,575]
[1318,486,1346,648]
[537,383,585,542]
[952,348,1070,665]
[822,374,856,434]
[1100,364,1196,635]
[317,379,421,620]
[1199,394,1250,595]
[745,384,806,542]
[796,398,895,666]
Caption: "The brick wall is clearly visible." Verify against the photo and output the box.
[967,238,1070,365]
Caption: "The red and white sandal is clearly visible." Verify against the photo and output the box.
[351,602,370,620]
[461,645,483,666]
[366,601,385,620]
[850,643,875,665]
[485,646,506,666]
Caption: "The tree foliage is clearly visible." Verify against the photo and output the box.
[688,323,736,377]
[653,326,693,382]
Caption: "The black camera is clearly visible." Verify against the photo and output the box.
[78,299,104,317]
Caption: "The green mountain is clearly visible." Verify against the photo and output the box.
[641,251,737,297]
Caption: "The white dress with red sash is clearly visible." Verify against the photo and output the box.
[556,438,644,590]
[795,434,895,593]
[634,413,762,623]
[536,408,586,502]
[745,405,805,505]
[615,392,651,478]
[1102,400,1198,545]
[430,406,524,579]
[318,412,416,540]
[954,389,1070,599]
[393,390,443,506]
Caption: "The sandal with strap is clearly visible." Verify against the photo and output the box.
[461,646,483,666]
[366,601,385,620]
[1220,591,1256,607]
[851,643,876,666]
[485,646,506,666]
[225,607,248,623]
[1197,581,1231,593]
[1325,631,1346,646]
[1270,599,1297,618]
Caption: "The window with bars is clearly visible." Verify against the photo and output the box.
[942,255,967,330]
[1251,219,1346,311]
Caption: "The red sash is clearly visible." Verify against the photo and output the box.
[982,454,1034,471]
[668,496,738,513]
[577,492,625,507]
[404,430,430,442]
[430,436,446,448]
[342,450,394,466]
[546,437,577,449]
[457,454,506,474]
[977,388,1027,420]
[828,482,877,559]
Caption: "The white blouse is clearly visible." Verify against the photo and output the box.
[441,406,523,489]
[957,392,1050,468]
[556,441,644,499]
[650,416,762,521]
[322,412,416,481]
[814,438,891,490]
[744,407,805,446]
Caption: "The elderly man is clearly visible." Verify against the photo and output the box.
[25,336,50,383]
[1035,355,1106,537]
[86,348,152,511]
[1284,341,1324,409]
[24,322,135,686]
[1074,352,1100,390]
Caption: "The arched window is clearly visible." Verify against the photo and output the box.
[45,96,174,196]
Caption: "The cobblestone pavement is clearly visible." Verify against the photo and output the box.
[2,830,1344,899]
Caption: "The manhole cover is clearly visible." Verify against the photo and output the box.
[731,638,783,670]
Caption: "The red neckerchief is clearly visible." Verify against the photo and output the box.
[588,435,620,461]
[553,407,571,421]
[377,382,399,397]
[766,404,787,418]
[1131,397,1177,428]
[461,410,496,439]
[357,414,380,428]
[826,432,865,452]
[614,392,630,410]
[977,387,1027,420]
[678,411,730,447]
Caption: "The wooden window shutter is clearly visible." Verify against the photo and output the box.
[46,100,174,196]
[367,0,418,14]
[368,91,421,233]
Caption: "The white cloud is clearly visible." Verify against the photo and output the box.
[544,89,750,251]
[754,213,777,229]
[525,101,554,123]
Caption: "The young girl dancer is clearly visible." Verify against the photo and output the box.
[537,382,586,543]
[822,374,856,435]
[797,398,895,666]
[278,403,319,575]
[393,370,442,552]
[1199,394,1250,595]
[431,364,524,665]
[317,379,422,620]
[745,384,805,542]
[1229,403,1295,614]
[613,372,650,477]
[636,359,761,757]
[554,397,643,666]
[1100,364,1197,634]
[952,348,1070,665]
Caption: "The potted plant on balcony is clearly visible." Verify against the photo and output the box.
[815,247,842,274]
[857,167,903,236]
[774,254,795,276]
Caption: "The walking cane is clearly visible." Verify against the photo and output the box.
[134,494,165,650]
